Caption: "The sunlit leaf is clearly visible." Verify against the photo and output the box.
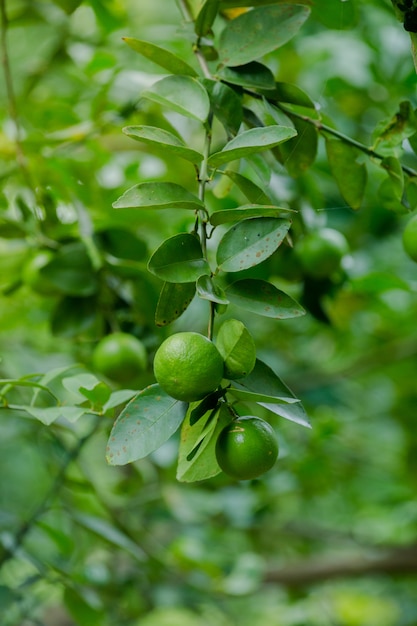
[196,274,229,304]
[113,182,204,211]
[123,125,204,163]
[210,204,295,226]
[141,75,210,123]
[226,278,305,318]
[123,37,197,76]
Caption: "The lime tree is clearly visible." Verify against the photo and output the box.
[153,332,224,402]
[215,416,279,480]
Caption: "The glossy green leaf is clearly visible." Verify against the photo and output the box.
[271,81,316,109]
[22,405,87,425]
[325,138,367,210]
[224,170,272,203]
[148,233,210,283]
[218,4,311,67]
[276,117,318,177]
[210,204,295,226]
[196,274,229,304]
[122,126,204,164]
[176,404,232,482]
[141,75,210,123]
[208,126,297,168]
[231,358,311,427]
[217,61,276,91]
[201,79,243,136]
[311,0,357,29]
[123,37,197,76]
[217,218,291,272]
[226,278,305,318]
[195,0,220,36]
[103,389,138,411]
[113,182,204,211]
[155,281,196,326]
[106,383,187,465]
[372,101,417,157]
[42,243,98,296]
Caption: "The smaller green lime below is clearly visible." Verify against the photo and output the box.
[216,416,279,480]
[92,332,147,385]
[153,331,224,402]
[296,228,349,279]
[403,214,417,262]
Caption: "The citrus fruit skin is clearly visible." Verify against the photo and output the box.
[403,215,417,262]
[153,332,224,402]
[92,332,147,384]
[216,318,256,380]
[215,416,278,480]
[22,249,56,295]
[296,228,349,279]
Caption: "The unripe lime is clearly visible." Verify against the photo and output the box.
[216,319,256,380]
[296,228,349,279]
[403,214,417,262]
[153,332,224,402]
[92,332,147,385]
[216,416,278,480]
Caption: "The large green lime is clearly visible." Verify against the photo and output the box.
[215,416,278,480]
[153,332,224,402]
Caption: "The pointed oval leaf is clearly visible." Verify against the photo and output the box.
[224,170,272,203]
[148,233,210,283]
[218,4,311,67]
[325,138,367,210]
[275,117,318,177]
[208,126,297,168]
[123,38,197,76]
[106,383,187,465]
[113,182,204,211]
[217,61,276,91]
[195,0,220,36]
[201,79,243,136]
[229,386,300,405]
[155,281,196,327]
[217,217,291,272]
[210,204,295,226]
[196,274,229,304]
[226,278,305,318]
[123,126,204,164]
[141,75,210,123]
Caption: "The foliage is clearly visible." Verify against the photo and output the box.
[1,0,417,624]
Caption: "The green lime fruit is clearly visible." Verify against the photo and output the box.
[22,249,56,295]
[216,416,278,480]
[216,318,256,380]
[92,332,147,385]
[402,214,417,262]
[296,228,349,279]
[153,332,224,402]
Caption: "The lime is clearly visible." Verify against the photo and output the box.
[92,332,147,385]
[153,332,224,402]
[216,319,256,380]
[403,214,417,262]
[22,249,56,295]
[216,416,278,480]
[296,228,349,279]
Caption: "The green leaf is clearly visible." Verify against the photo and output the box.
[195,0,220,36]
[176,404,233,482]
[51,296,101,338]
[201,79,243,136]
[155,281,196,326]
[271,81,316,109]
[62,373,106,403]
[22,405,87,425]
[218,4,311,67]
[103,389,138,411]
[217,61,276,91]
[325,138,367,210]
[224,170,272,203]
[64,587,105,626]
[141,75,210,123]
[196,274,229,304]
[231,359,311,427]
[217,218,291,272]
[210,204,295,226]
[275,117,318,177]
[208,126,297,168]
[311,0,357,29]
[379,156,404,205]
[122,125,204,164]
[122,38,197,76]
[42,242,98,296]
[226,278,305,318]
[372,101,417,156]
[106,384,187,465]
[148,233,210,283]
[113,182,204,211]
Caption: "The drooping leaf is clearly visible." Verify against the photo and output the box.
[106,384,187,465]
[226,278,305,318]
[217,217,291,272]
[201,79,243,136]
[141,75,210,123]
[275,117,318,177]
[325,138,367,210]
[224,170,272,203]
[155,281,196,326]
[196,274,229,304]
[113,182,204,211]
[123,38,197,76]
[208,126,297,168]
[122,126,204,164]
[210,204,295,226]
[195,0,220,36]
[148,233,210,283]
[218,4,311,67]
[271,81,316,109]
[217,61,276,91]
